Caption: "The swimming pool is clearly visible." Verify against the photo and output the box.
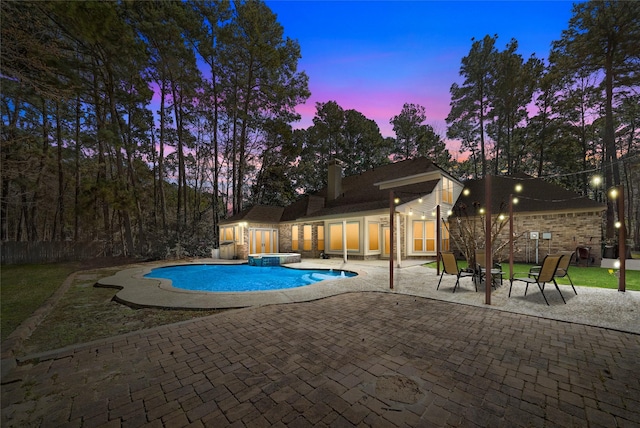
[144,264,357,292]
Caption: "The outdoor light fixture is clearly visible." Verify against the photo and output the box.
[479,208,485,215]
[609,188,619,199]
[409,208,413,216]
[394,197,400,204]
[418,197,423,203]
[615,221,622,229]
[512,197,519,205]
[498,214,505,221]
[463,188,470,196]
[421,213,426,220]
[514,183,523,193]
[591,175,602,187]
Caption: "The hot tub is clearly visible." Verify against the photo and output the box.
[248,253,301,266]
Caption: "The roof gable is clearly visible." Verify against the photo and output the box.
[285,157,456,220]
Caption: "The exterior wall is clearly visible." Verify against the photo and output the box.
[279,221,325,259]
[220,222,280,260]
[448,210,604,263]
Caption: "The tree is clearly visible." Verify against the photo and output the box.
[219,0,309,214]
[551,0,640,240]
[488,39,543,175]
[391,103,427,160]
[447,35,498,178]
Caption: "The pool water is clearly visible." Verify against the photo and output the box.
[144,264,356,292]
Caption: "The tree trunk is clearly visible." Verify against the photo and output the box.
[55,101,65,241]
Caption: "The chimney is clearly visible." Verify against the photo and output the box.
[327,159,343,201]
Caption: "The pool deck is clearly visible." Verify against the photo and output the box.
[97,258,640,335]
[2,258,639,426]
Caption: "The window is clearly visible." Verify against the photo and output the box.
[317,225,325,251]
[221,226,234,241]
[442,178,453,204]
[328,221,360,251]
[383,228,391,255]
[303,225,312,250]
[412,220,435,252]
[368,223,379,251]
[291,225,299,250]
[442,221,450,251]
[346,223,359,250]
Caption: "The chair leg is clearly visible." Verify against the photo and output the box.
[437,272,444,290]
[508,279,513,297]
[537,282,550,305]
[453,277,460,293]
[567,274,577,295]
[553,280,566,304]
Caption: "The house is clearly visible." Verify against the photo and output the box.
[448,174,606,264]
[218,157,464,261]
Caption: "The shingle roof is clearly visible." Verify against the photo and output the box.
[283,157,448,220]
[219,205,284,224]
[223,158,456,224]
[453,174,605,216]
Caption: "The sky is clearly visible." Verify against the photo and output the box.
[265,0,578,152]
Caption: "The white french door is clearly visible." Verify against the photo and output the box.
[250,229,278,254]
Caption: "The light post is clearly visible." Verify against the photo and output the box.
[509,183,522,282]
[484,175,492,305]
[609,186,626,292]
[436,205,441,276]
[389,191,396,290]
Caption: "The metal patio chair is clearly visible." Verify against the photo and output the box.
[437,252,476,293]
[529,251,577,295]
[510,254,565,305]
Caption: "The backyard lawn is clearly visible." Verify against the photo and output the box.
[1,263,79,343]
[425,260,640,291]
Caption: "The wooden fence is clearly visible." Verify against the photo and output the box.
[1,241,105,264]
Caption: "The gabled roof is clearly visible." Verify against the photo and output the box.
[222,158,459,224]
[283,157,452,220]
[453,173,605,216]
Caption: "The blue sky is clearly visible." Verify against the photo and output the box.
[266,1,578,150]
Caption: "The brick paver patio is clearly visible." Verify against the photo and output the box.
[2,292,639,427]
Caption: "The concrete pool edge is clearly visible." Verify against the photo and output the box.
[95,258,640,335]
[96,259,369,310]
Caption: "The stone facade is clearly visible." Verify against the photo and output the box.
[279,221,325,259]
[448,209,604,264]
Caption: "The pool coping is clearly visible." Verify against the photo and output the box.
[96,259,371,309]
[96,258,640,334]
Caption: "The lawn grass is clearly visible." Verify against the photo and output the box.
[424,260,640,291]
[1,263,79,343]
[1,263,224,356]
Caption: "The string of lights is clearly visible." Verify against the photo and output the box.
[493,152,638,182]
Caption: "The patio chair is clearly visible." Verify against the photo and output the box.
[529,251,577,295]
[475,250,503,288]
[437,252,476,293]
[510,254,565,305]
